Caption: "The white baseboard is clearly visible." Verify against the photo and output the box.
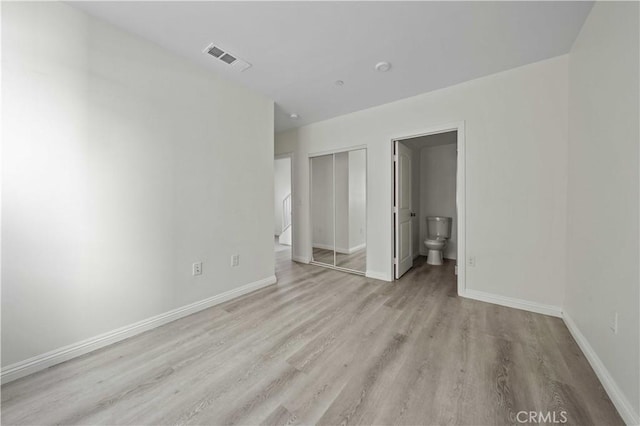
[366,270,392,282]
[1,275,277,384]
[346,243,366,254]
[292,255,310,264]
[312,243,335,251]
[313,244,351,254]
[460,289,562,318]
[562,313,639,426]
[312,243,365,255]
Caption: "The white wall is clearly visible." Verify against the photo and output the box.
[419,143,457,260]
[565,2,640,422]
[348,150,366,251]
[276,55,568,308]
[274,158,291,235]
[1,2,274,368]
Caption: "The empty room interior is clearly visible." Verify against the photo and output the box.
[2,1,639,425]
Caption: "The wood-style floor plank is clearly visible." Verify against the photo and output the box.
[1,249,623,425]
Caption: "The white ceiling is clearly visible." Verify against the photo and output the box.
[69,1,593,133]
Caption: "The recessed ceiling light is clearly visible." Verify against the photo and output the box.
[375,61,392,72]
[289,113,300,120]
[335,80,344,86]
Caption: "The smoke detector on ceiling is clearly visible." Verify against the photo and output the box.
[375,61,392,72]
[202,43,251,72]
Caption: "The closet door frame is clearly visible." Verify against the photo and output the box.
[308,145,367,276]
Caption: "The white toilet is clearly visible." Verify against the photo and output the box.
[424,216,452,265]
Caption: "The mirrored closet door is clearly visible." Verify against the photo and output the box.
[310,148,366,274]
[310,154,335,267]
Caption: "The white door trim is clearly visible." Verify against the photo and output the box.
[390,121,466,295]
[308,144,367,158]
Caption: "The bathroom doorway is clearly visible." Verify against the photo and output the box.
[392,123,466,294]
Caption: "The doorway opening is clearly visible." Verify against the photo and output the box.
[274,154,293,259]
[392,123,466,294]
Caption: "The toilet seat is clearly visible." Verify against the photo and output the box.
[424,238,445,249]
[424,237,447,265]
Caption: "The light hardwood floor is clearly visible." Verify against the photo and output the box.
[1,248,623,425]
[312,247,366,272]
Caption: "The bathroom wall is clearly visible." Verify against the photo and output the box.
[419,143,458,260]
[565,1,640,422]
[2,1,275,368]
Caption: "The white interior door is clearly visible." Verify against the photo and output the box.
[394,141,412,278]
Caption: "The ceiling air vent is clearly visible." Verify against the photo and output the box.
[203,43,251,72]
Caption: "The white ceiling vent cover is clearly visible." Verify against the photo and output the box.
[202,43,251,72]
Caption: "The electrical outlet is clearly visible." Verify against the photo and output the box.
[231,254,240,267]
[192,262,202,276]
[468,256,476,267]
[610,312,618,334]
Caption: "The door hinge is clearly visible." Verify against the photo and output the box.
[393,154,398,162]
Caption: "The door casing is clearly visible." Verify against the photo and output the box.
[391,121,466,295]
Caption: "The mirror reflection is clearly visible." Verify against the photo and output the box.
[335,149,366,272]
[310,149,366,273]
[311,154,335,266]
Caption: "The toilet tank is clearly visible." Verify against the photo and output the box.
[427,216,452,239]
